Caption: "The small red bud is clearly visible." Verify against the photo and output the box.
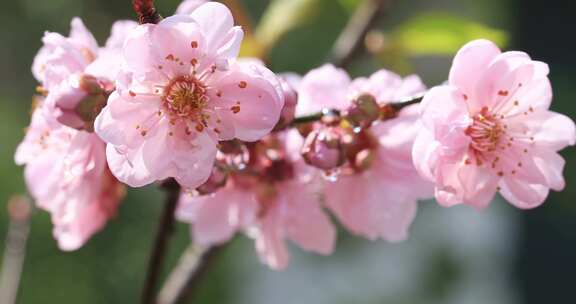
[302,127,345,170]
[344,94,380,128]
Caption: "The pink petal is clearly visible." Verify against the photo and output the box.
[325,173,417,242]
[419,86,471,156]
[69,17,99,55]
[456,162,499,209]
[208,62,284,142]
[94,91,161,148]
[106,145,155,187]
[297,64,351,115]
[412,128,440,182]
[499,177,549,209]
[178,188,257,246]
[448,39,501,101]
[189,2,242,60]
[142,125,217,188]
[122,24,161,78]
[283,182,335,255]
[524,110,576,151]
[255,208,290,270]
[474,52,540,113]
[104,20,138,50]
[349,70,425,102]
[153,15,207,76]
[176,0,209,15]
[532,150,566,191]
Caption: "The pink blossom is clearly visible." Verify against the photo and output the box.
[32,18,99,87]
[298,65,433,241]
[33,18,136,130]
[85,20,138,81]
[15,107,124,250]
[95,3,284,188]
[413,39,576,209]
[177,131,335,270]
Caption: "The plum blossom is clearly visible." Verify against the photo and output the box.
[177,131,336,270]
[95,3,284,188]
[413,39,576,209]
[33,17,136,129]
[15,106,124,250]
[298,65,433,241]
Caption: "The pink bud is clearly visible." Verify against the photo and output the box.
[51,74,108,131]
[343,94,380,128]
[302,127,345,170]
[273,78,298,130]
[196,165,228,195]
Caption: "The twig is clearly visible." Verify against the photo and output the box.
[289,93,424,127]
[158,245,223,304]
[133,0,162,24]
[331,0,393,68]
[141,179,181,304]
[0,196,32,304]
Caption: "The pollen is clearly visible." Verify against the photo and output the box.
[163,75,209,121]
[239,81,247,89]
[191,41,198,48]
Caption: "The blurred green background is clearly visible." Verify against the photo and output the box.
[0,0,574,303]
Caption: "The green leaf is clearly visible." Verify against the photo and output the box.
[392,12,509,56]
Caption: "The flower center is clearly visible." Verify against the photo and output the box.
[163,75,208,120]
[466,106,505,153]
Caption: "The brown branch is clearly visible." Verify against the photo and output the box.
[332,0,393,68]
[290,93,424,127]
[133,0,162,24]
[0,196,32,304]
[158,245,224,304]
[141,179,181,304]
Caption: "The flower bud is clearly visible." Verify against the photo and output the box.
[51,74,108,131]
[343,94,380,128]
[273,78,298,130]
[196,165,228,195]
[302,127,345,170]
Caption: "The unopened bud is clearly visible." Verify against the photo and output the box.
[273,78,298,130]
[52,74,109,131]
[196,165,229,195]
[302,127,345,170]
[344,94,380,128]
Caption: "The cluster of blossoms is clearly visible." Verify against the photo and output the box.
[16,1,575,269]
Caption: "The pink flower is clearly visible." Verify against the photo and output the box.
[33,18,136,130]
[298,65,433,241]
[177,131,335,270]
[85,20,138,81]
[413,39,576,209]
[32,18,99,88]
[15,107,124,250]
[95,3,284,188]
